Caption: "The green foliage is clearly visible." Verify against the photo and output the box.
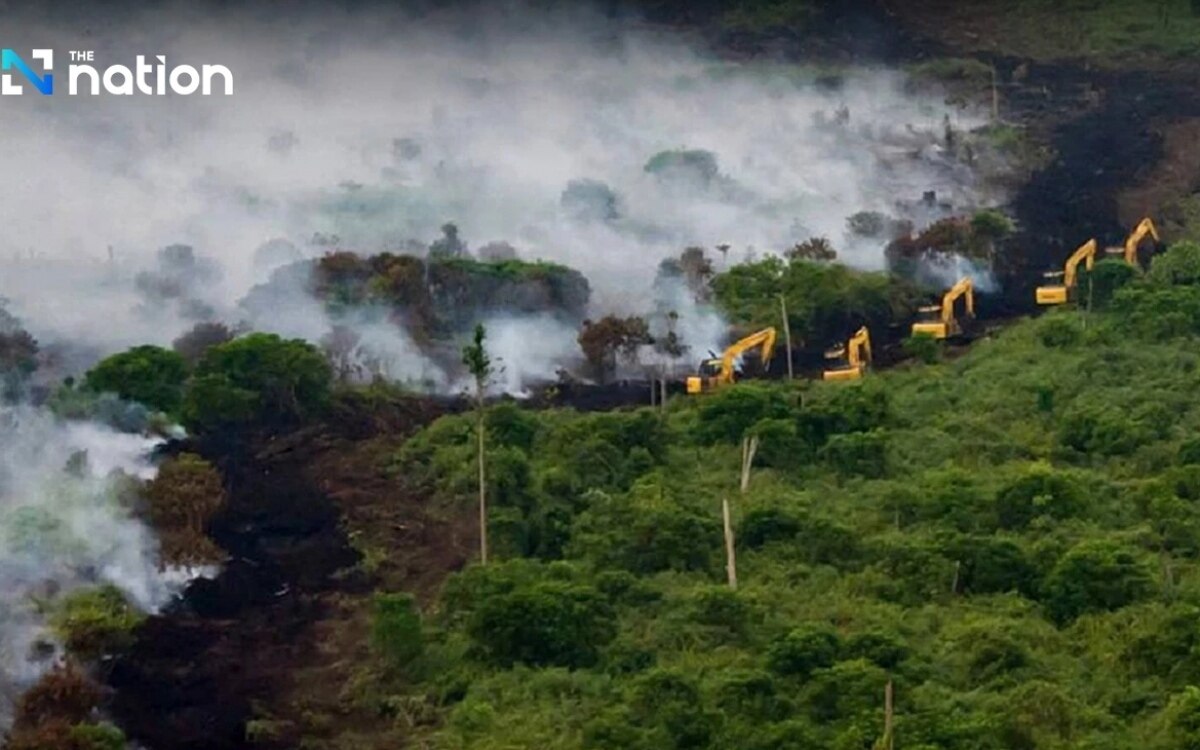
[1150,242,1200,286]
[1081,259,1138,308]
[819,430,888,478]
[1042,539,1154,623]
[695,384,792,444]
[767,626,841,677]
[374,278,1200,749]
[372,593,423,669]
[51,585,145,661]
[712,257,918,347]
[994,464,1086,529]
[181,333,331,430]
[467,576,615,668]
[904,333,940,364]
[84,345,188,413]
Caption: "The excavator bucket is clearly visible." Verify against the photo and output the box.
[1036,285,1068,305]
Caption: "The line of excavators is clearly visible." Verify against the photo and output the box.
[1035,217,1159,305]
[686,217,1162,395]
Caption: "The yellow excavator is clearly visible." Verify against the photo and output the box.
[686,327,777,394]
[912,277,975,340]
[823,326,871,381]
[1036,239,1097,306]
[1107,217,1160,267]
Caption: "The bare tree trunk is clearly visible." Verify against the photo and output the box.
[779,295,794,381]
[882,679,894,750]
[660,377,668,414]
[740,435,759,494]
[477,386,488,565]
[723,497,737,590]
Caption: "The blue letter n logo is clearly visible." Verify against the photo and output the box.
[2,49,53,95]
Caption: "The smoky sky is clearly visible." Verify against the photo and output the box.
[0,0,997,378]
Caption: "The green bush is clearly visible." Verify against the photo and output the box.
[695,385,793,445]
[372,592,423,668]
[748,417,810,469]
[84,345,188,413]
[1079,259,1137,308]
[1037,315,1083,348]
[1150,241,1200,286]
[904,333,941,364]
[1041,539,1154,623]
[767,625,841,677]
[994,466,1086,529]
[468,579,615,668]
[182,333,332,430]
[51,585,145,661]
[819,430,888,478]
[740,507,802,549]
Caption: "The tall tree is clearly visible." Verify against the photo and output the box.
[462,324,493,564]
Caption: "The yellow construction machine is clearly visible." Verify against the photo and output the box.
[1036,239,1097,306]
[822,326,871,381]
[912,277,974,339]
[686,327,777,394]
[1107,217,1160,266]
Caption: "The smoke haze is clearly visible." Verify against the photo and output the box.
[0,1,997,386]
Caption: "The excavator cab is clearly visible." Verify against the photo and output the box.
[911,277,974,339]
[687,328,777,395]
[1036,271,1069,306]
[911,305,948,339]
[822,326,871,381]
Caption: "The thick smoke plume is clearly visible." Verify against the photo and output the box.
[0,2,998,390]
[0,404,189,728]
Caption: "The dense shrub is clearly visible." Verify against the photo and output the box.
[468,579,615,668]
[372,592,424,668]
[84,345,188,413]
[767,626,841,677]
[994,465,1087,529]
[181,333,332,430]
[819,430,888,478]
[695,385,793,444]
[1149,241,1200,286]
[1041,539,1154,623]
[50,585,145,660]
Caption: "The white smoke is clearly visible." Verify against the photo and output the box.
[0,405,192,728]
[0,3,998,389]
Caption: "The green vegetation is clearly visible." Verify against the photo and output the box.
[712,256,920,347]
[361,240,1200,749]
[80,332,331,432]
[50,585,145,661]
[83,345,188,414]
[182,332,332,430]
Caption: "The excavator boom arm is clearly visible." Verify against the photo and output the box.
[1124,218,1160,264]
[718,328,777,383]
[941,277,974,325]
[1063,239,1098,288]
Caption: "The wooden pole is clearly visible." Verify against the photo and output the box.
[723,497,737,590]
[779,295,794,381]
